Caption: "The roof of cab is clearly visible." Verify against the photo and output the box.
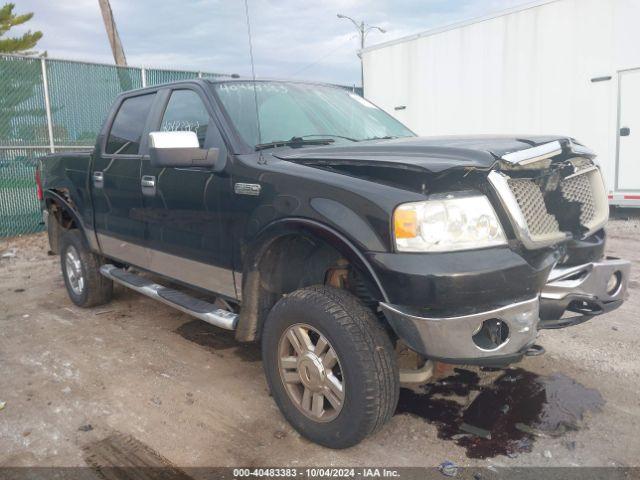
[117,77,357,98]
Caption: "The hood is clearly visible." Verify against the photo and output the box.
[274,134,570,173]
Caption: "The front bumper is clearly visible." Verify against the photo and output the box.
[380,257,630,366]
[380,297,540,365]
[539,257,630,328]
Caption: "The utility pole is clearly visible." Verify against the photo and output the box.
[337,14,385,96]
[98,0,127,66]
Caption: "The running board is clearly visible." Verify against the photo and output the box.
[99,264,238,330]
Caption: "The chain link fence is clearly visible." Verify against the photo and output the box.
[0,54,231,238]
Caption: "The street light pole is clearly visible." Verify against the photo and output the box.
[337,14,385,96]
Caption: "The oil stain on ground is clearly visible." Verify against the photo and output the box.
[396,368,604,459]
[175,319,261,362]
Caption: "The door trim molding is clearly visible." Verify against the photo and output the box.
[97,233,237,299]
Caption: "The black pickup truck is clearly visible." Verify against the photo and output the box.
[38,79,630,448]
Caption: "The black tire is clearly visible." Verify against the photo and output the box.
[60,229,113,308]
[262,285,399,449]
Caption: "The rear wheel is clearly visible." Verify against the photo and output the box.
[60,230,113,308]
[262,285,399,449]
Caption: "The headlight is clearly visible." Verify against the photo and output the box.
[393,193,507,252]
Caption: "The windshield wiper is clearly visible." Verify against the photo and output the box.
[361,135,399,141]
[255,136,335,151]
[299,134,359,142]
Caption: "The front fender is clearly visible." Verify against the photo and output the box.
[245,217,389,302]
[234,217,389,342]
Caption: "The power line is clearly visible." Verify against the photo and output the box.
[289,33,358,77]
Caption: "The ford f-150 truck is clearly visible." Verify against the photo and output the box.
[37,79,630,448]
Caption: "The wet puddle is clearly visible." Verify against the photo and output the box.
[175,319,261,362]
[396,368,604,458]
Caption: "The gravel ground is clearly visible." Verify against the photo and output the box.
[0,218,639,469]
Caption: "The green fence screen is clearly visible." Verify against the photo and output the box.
[0,54,229,237]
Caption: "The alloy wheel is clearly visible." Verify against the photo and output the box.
[277,323,345,422]
[65,246,84,295]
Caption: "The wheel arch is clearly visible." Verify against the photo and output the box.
[44,189,94,253]
[234,217,389,342]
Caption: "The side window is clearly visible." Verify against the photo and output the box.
[161,90,211,148]
[106,93,156,155]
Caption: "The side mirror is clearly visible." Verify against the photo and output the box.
[148,131,223,170]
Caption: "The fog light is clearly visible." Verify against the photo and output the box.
[472,318,510,351]
[607,271,622,295]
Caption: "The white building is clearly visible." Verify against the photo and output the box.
[362,0,640,206]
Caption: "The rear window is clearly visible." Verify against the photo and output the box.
[106,93,156,155]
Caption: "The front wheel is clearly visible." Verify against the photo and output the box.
[262,285,399,449]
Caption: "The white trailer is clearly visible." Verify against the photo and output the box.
[361,0,640,206]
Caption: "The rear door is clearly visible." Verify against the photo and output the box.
[617,69,640,191]
[92,92,156,264]
[139,86,237,299]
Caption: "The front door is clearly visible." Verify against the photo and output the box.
[140,87,237,299]
[92,92,156,263]
[617,69,640,191]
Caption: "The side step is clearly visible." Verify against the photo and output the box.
[99,264,238,330]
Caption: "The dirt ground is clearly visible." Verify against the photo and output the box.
[1,219,639,469]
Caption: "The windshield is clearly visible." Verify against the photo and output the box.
[212,81,414,149]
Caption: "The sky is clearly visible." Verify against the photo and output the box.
[13,0,535,86]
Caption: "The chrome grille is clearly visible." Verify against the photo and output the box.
[507,178,560,237]
[492,141,609,249]
[491,165,609,249]
[561,172,596,226]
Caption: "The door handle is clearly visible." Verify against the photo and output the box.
[141,175,156,196]
[93,171,104,188]
[620,127,631,137]
[141,175,156,188]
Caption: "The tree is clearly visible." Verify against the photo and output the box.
[0,4,45,145]
[0,3,43,54]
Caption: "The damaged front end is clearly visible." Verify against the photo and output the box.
[279,135,630,366]
[489,138,630,326]
[489,140,609,249]
[381,138,630,367]
[539,257,629,328]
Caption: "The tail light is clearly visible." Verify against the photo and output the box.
[35,168,43,201]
